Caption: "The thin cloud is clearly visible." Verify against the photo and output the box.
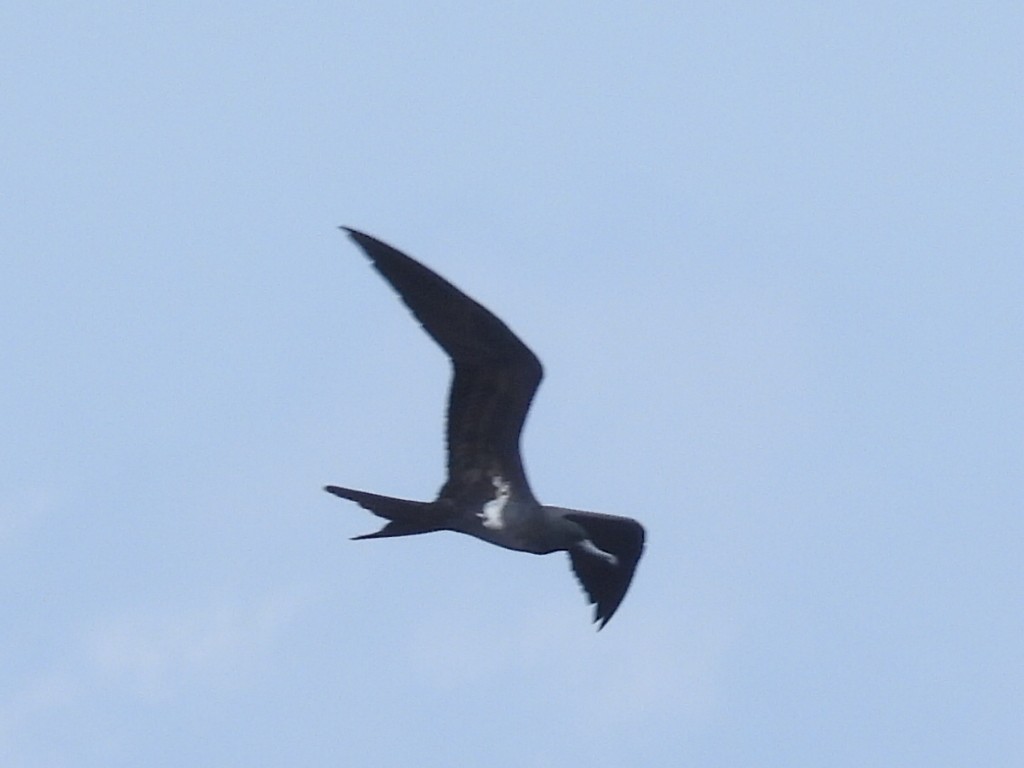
[1,588,308,741]
[403,597,736,724]
[85,589,304,700]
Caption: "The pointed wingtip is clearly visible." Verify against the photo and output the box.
[340,227,381,256]
[340,225,373,241]
[592,604,612,630]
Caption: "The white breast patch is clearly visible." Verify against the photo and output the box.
[478,475,511,530]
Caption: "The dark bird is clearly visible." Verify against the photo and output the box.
[325,228,645,629]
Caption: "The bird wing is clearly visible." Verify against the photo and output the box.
[561,510,646,629]
[344,228,543,505]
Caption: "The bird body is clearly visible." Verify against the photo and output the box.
[325,229,645,629]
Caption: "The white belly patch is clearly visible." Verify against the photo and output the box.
[478,476,511,530]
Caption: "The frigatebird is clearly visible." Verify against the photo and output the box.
[325,229,645,629]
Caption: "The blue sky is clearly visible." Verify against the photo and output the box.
[2,2,1021,766]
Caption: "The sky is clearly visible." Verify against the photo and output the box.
[2,2,1021,766]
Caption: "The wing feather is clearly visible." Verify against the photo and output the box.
[562,511,646,629]
[344,229,542,503]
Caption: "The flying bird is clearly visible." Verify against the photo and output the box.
[325,228,645,629]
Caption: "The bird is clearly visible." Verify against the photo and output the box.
[325,228,645,629]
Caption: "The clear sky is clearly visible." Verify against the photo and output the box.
[2,3,1021,766]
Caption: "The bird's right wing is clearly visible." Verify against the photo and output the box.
[343,229,543,504]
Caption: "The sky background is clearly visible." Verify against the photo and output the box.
[2,3,1021,766]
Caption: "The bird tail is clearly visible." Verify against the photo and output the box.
[323,485,448,539]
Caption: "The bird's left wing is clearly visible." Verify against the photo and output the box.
[558,509,646,629]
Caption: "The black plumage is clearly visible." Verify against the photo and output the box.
[325,228,645,629]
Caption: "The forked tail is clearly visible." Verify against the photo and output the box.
[323,485,447,539]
